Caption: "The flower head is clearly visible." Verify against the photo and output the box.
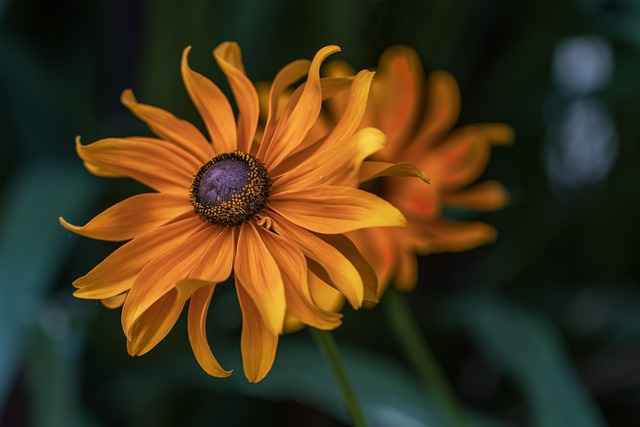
[327,46,513,295]
[60,42,406,382]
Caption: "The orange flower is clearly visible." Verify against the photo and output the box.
[59,42,407,382]
[328,46,513,295]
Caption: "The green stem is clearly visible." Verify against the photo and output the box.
[385,289,466,427]
[311,329,368,427]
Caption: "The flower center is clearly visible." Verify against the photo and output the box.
[191,152,270,226]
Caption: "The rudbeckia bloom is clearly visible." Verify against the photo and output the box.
[328,46,513,294]
[59,42,406,382]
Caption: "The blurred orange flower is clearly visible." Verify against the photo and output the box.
[280,47,513,328]
[332,46,513,295]
[59,42,407,382]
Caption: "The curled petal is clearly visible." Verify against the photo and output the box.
[258,59,311,158]
[234,223,286,335]
[75,137,196,194]
[59,193,191,242]
[213,42,259,153]
[188,284,232,377]
[236,283,278,383]
[263,45,341,169]
[270,185,406,234]
[101,293,127,309]
[359,161,429,184]
[121,90,213,162]
[181,47,237,154]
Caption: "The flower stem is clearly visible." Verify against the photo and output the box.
[311,329,368,427]
[384,289,466,427]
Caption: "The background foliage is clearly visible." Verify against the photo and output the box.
[1,0,639,426]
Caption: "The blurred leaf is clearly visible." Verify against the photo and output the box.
[25,301,98,427]
[447,293,606,427]
[109,335,504,427]
[0,161,102,411]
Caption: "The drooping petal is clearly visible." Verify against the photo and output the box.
[72,214,203,299]
[121,221,219,337]
[257,59,310,158]
[359,161,429,184]
[75,137,197,194]
[236,282,278,383]
[234,222,286,335]
[478,123,515,146]
[181,47,237,154]
[126,289,181,356]
[269,185,406,234]
[350,228,397,295]
[262,45,341,169]
[188,284,232,377]
[213,42,259,153]
[59,193,191,241]
[121,90,213,162]
[270,212,364,309]
[443,180,509,211]
[259,228,342,330]
[127,279,213,356]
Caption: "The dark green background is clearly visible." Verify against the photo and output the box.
[1,0,639,426]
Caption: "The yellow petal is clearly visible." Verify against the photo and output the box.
[257,59,311,159]
[188,284,232,377]
[319,234,378,306]
[59,193,191,242]
[75,136,196,194]
[270,185,406,234]
[350,228,397,296]
[443,180,509,211]
[181,47,237,154]
[260,228,342,330]
[359,161,429,184]
[121,222,219,337]
[236,282,279,383]
[72,214,203,300]
[234,222,286,335]
[270,212,364,309]
[120,90,213,162]
[213,42,259,153]
[262,45,341,169]
[101,293,127,309]
[188,227,235,282]
[126,289,181,356]
[273,127,386,189]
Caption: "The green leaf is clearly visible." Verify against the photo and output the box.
[0,161,102,410]
[447,293,606,427]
